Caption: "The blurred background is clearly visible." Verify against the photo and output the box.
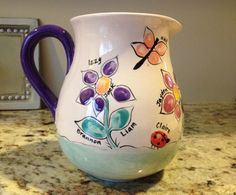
[0,0,235,104]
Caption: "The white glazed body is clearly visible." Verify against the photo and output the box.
[55,13,183,181]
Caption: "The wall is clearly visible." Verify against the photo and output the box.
[0,0,235,103]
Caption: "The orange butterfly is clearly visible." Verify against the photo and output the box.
[131,27,167,70]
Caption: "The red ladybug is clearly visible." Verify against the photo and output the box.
[150,130,170,149]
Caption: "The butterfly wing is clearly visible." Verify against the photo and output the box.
[131,42,148,58]
[155,41,167,56]
[148,51,161,65]
[144,27,155,49]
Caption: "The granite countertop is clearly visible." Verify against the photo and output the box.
[0,103,235,194]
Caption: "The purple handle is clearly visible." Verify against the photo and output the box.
[21,25,74,117]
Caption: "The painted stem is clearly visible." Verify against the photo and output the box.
[104,97,118,149]
[107,130,118,149]
[104,97,109,130]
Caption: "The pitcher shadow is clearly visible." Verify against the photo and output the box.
[0,140,164,193]
[88,170,164,193]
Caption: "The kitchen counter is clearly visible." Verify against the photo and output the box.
[0,103,235,194]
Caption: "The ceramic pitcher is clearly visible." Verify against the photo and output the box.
[21,12,183,181]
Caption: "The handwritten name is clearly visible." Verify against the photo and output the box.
[156,89,168,107]
[88,57,101,66]
[77,129,101,145]
[156,122,170,133]
[120,122,137,137]
[104,83,115,97]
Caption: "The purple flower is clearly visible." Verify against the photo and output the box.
[76,57,135,114]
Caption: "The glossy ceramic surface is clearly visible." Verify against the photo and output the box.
[21,12,183,181]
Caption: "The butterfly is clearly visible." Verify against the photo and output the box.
[131,27,167,70]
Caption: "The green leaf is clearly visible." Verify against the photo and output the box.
[109,107,133,131]
[75,117,107,139]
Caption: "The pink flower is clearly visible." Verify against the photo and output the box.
[160,69,182,120]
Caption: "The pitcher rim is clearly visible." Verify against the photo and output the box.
[71,12,182,31]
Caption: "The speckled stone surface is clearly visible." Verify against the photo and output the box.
[0,103,235,194]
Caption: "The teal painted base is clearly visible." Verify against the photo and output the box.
[58,136,180,181]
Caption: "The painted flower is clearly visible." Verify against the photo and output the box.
[131,27,167,70]
[76,57,135,114]
[160,69,182,120]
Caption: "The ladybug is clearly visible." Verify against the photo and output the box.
[150,130,170,149]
